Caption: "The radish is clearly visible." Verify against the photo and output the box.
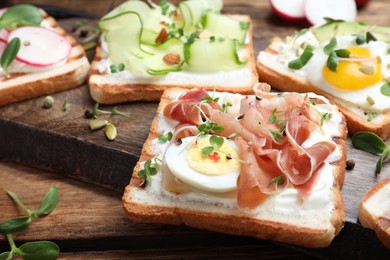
[305,0,357,26]
[7,26,72,67]
[270,0,305,22]
[0,28,9,41]
[355,0,370,7]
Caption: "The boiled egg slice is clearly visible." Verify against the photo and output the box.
[164,135,240,193]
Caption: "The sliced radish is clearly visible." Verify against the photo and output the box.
[305,0,357,26]
[7,26,72,67]
[270,0,305,22]
[355,0,370,7]
[0,39,7,56]
[0,28,9,41]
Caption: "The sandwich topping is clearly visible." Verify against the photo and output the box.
[97,0,250,76]
[139,86,344,214]
[257,20,390,121]
[0,5,72,78]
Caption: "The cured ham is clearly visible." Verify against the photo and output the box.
[161,87,339,210]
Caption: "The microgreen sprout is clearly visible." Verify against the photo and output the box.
[158,131,173,143]
[220,102,232,113]
[62,100,70,112]
[269,109,285,132]
[352,132,390,175]
[269,129,283,142]
[381,82,390,96]
[201,135,224,155]
[0,186,60,260]
[320,112,333,126]
[138,158,162,187]
[92,103,130,118]
[288,45,314,70]
[268,175,285,191]
[201,96,219,103]
[366,112,378,122]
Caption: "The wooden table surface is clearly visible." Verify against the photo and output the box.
[1,0,390,259]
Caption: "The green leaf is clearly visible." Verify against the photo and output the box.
[269,109,277,123]
[288,45,314,70]
[366,31,377,43]
[380,82,390,96]
[0,4,43,31]
[352,131,388,154]
[19,241,59,260]
[0,216,31,234]
[239,21,250,30]
[212,125,224,133]
[209,135,224,149]
[0,252,11,260]
[327,51,338,72]
[335,49,350,58]
[35,186,59,217]
[209,36,215,43]
[138,169,147,180]
[323,37,337,55]
[158,132,173,143]
[201,96,219,103]
[270,129,282,142]
[356,34,366,45]
[202,146,214,155]
[375,149,390,175]
[220,102,232,113]
[0,37,21,75]
[367,112,378,121]
[323,17,344,25]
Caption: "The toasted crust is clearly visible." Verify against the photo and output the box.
[359,178,390,249]
[88,15,258,104]
[256,51,390,140]
[0,12,90,106]
[122,87,347,248]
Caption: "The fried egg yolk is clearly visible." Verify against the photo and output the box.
[322,47,382,90]
[186,135,239,176]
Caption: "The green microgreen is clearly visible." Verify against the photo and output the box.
[356,34,366,45]
[218,37,225,42]
[220,102,232,113]
[110,63,125,73]
[268,175,285,191]
[159,0,170,16]
[138,158,161,187]
[158,131,173,144]
[201,96,219,103]
[380,82,390,96]
[366,112,378,121]
[320,112,333,126]
[239,21,250,31]
[0,4,43,31]
[270,129,283,142]
[323,17,345,25]
[92,103,130,118]
[366,31,377,43]
[201,135,224,155]
[0,37,21,76]
[276,92,284,97]
[335,49,350,58]
[288,45,314,70]
[62,100,70,112]
[352,131,390,175]
[0,186,60,259]
[326,50,338,72]
[210,36,216,43]
[227,132,239,139]
[197,120,224,135]
[269,109,285,132]
[323,37,337,55]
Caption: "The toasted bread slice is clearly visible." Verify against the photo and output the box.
[123,87,347,248]
[0,11,90,106]
[256,34,390,140]
[359,177,390,249]
[88,15,258,104]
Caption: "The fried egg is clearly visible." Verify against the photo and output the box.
[164,135,240,193]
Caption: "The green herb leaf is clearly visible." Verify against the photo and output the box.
[0,37,21,75]
[34,186,59,217]
[335,49,350,58]
[321,112,333,126]
[18,241,60,260]
[159,0,170,16]
[220,102,232,113]
[111,106,130,117]
[201,96,219,103]
[366,31,377,43]
[323,37,337,55]
[376,149,390,175]
[352,131,388,154]
[62,100,69,112]
[239,21,250,30]
[209,135,224,149]
[356,34,366,45]
[323,17,345,25]
[0,252,11,260]
[158,131,173,143]
[0,216,31,234]
[268,175,285,191]
[367,112,378,121]
[202,146,214,155]
[288,45,314,70]
[270,129,282,142]
[117,63,125,71]
[0,4,43,31]
[327,51,338,72]
[212,125,224,133]
[137,158,160,186]
[209,36,215,43]
[380,82,390,96]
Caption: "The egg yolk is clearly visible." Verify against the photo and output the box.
[186,136,239,176]
[323,47,382,90]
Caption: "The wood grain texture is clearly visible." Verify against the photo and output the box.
[0,0,389,258]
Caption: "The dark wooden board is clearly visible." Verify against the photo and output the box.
[0,0,390,258]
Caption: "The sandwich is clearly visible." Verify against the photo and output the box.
[359,177,390,250]
[0,4,90,106]
[88,0,258,104]
[256,20,390,140]
[122,84,347,248]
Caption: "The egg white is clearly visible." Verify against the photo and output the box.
[164,135,240,193]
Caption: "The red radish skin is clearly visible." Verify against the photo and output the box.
[355,0,370,7]
[305,0,357,26]
[7,26,72,67]
[270,0,306,22]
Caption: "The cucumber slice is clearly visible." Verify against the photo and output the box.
[204,12,248,44]
[184,38,246,72]
[102,0,150,21]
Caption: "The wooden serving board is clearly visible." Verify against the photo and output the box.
[0,0,389,258]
